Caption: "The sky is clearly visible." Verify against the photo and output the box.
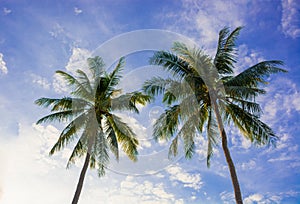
[0,0,300,203]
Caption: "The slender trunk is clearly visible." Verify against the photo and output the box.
[212,100,243,204]
[71,152,90,204]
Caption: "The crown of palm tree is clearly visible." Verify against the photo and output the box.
[36,56,151,176]
[143,27,286,204]
[144,27,286,166]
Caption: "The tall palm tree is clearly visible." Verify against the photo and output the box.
[143,27,286,204]
[35,56,150,204]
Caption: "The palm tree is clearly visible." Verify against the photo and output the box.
[143,27,286,204]
[35,56,150,204]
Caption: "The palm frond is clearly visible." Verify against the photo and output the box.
[35,97,90,112]
[106,114,138,161]
[173,42,214,81]
[226,61,286,87]
[56,70,94,101]
[49,112,87,155]
[105,121,119,161]
[153,105,181,141]
[224,85,266,100]
[111,91,151,113]
[168,135,179,159]
[177,114,200,159]
[225,101,277,146]
[36,109,85,124]
[76,69,93,95]
[225,97,262,116]
[94,129,109,177]
[88,56,105,78]
[206,108,220,167]
[107,57,125,88]
[143,77,179,98]
[149,50,191,78]
[66,139,85,168]
[213,27,243,74]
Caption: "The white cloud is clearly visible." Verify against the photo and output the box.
[52,47,91,93]
[74,7,83,15]
[220,191,235,204]
[0,53,8,75]
[0,122,178,204]
[244,193,263,204]
[260,78,300,124]
[166,165,203,190]
[243,193,284,204]
[118,176,175,203]
[239,160,256,171]
[30,73,51,89]
[0,123,74,204]
[162,0,248,49]
[65,47,91,74]
[236,44,265,74]
[281,0,300,38]
[3,8,11,15]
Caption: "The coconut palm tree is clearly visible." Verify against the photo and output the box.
[35,56,150,204]
[143,27,286,204]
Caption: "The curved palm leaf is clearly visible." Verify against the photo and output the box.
[56,70,94,101]
[106,113,138,161]
[225,60,286,87]
[146,27,286,204]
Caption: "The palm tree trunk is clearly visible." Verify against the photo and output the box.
[71,152,90,204]
[212,100,243,204]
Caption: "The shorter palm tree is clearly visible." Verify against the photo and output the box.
[35,56,150,204]
[143,27,286,203]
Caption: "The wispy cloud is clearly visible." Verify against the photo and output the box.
[30,73,51,90]
[161,0,248,49]
[3,8,11,15]
[65,47,91,74]
[260,78,300,125]
[166,165,203,190]
[0,53,8,75]
[74,7,83,15]
[281,0,300,38]
[52,47,91,93]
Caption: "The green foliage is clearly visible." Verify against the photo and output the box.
[146,27,286,166]
[36,56,149,176]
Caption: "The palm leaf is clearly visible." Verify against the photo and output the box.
[49,112,87,155]
[106,114,138,161]
[111,91,151,113]
[224,85,266,100]
[149,50,191,78]
[225,101,277,145]
[105,121,119,161]
[94,129,109,177]
[56,70,94,101]
[88,56,105,78]
[206,108,220,167]
[213,27,242,74]
[225,61,286,87]
[36,109,85,124]
[76,69,93,95]
[66,139,85,168]
[153,105,181,141]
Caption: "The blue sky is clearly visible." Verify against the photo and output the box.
[0,0,300,203]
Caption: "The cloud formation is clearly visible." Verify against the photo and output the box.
[281,0,300,38]
[0,53,8,75]
[3,8,11,15]
[30,73,51,89]
[74,7,83,15]
[166,165,203,190]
